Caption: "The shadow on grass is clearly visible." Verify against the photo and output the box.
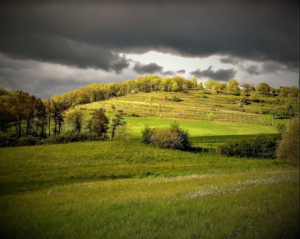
[0,172,174,196]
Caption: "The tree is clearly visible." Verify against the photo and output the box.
[51,101,67,135]
[190,77,198,89]
[198,82,204,90]
[7,91,30,136]
[111,113,126,139]
[89,108,110,135]
[256,82,271,95]
[227,79,239,93]
[204,80,215,89]
[289,86,299,98]
[68,110,84,133]
[277,117,299,166]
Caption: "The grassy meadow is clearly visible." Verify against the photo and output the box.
[0,140,299,238]
[1,90,299,238]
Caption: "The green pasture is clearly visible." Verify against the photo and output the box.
[0,141,299,238]
[123,117,279,140]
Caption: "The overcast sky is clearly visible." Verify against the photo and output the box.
[0,0,299,99]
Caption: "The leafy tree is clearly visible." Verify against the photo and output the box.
[51,101,67,135]
[190,77,198,89]
[213,82,221,91]
[7,91,31,136]
[198,82,204,90]
[289,86,299,98]
[277,117,299,166]
[68,110,84,133]
[89,108,110,136]
[256,82,271,95]
[227,79,240,93]
[204,80,215,89]
[111,113,126,139]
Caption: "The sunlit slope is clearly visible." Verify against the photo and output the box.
[67,91,280,138]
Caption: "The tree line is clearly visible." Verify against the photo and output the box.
[0,89,126,139]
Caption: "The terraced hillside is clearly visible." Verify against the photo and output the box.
[72,90,289,125]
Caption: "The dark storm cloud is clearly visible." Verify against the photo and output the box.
[0,36,130,73]
[262,62,288,73]
[219,56,241,66]
[246,65,261,75]
[133,62,163,74]
[0,0,298,71]
[190,66,236,81]
[177,70,186,74]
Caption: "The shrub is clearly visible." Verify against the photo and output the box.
[145,122,191,150]
[276,123,286,134]
[141,125,156,144]
[18,136,42,146]
[277,118,299,166]
[44,132,105,145]
[218,135,280,158]
[0,134,19,147]
[171,95,181,102]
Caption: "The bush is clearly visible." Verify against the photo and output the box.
[142,122,191,150]
[276,123,286,134]
[277,118,299,166]
[18,136,42,146]
[141,125,156,144]
[0,134,19,147]
[218,135,280,158]
[170,95,181,102]
[44,132,105,145]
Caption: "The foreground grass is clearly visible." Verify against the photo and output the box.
[0,141,298,238]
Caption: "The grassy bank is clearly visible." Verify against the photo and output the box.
[0,140,299,238]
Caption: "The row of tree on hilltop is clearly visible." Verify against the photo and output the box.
[49,75,298,108]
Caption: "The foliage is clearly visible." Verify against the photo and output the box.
[207,112,214,121]
[277,117,299,166]
[141,125,156,144]
[44,132,105,144]
[170,95,181,102]
[111,113,126,139]
[204,79,215,89]
[256,82,271,95]
[0,132,106,147]
[276,123,286,134]
[145,122,191,150]
[88,108,110,135]
[67,110,84,133]
[218,135,280,158]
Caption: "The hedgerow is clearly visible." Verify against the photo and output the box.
[218,135,280,158]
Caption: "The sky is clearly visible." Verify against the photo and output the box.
[0,0,299,99]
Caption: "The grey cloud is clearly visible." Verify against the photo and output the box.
[220,56,241,65]
[262,61,288,73]
[0,0,298,71]
[133,62,163,74]
[190,66,236,81]
[246,65,261,75]
[0,54,136,98]
[176,70,186,74]
[0,36,130,73]
[162,71,176,76]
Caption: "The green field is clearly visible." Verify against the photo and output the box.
[0,140,299,238]
[1,90,299,238]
